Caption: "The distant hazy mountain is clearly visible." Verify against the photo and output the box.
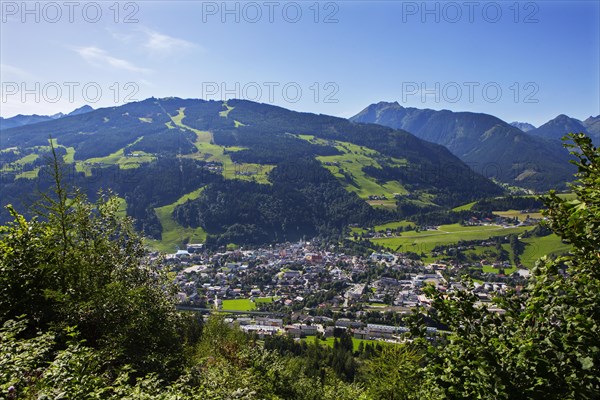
[0,105,93,130]
[510,122,536,132]
[528,114,589,141]
[0,114,57,130]
[68,105,94,116]
[583,115,600,142]
[350,101,575,191]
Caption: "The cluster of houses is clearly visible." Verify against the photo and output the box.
[158,240,522,346]
[225,314,437,342]
[166,243,429,309]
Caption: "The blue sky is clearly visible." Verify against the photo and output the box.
[1,0,598,126]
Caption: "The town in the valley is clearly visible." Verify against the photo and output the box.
[164,221,532,345]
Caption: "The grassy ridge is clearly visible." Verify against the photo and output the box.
[297,134,409,208]
[146,188,207,253]
[171,107,274,185]
[452,201,476,211]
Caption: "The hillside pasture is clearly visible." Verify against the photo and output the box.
[297,134,410,207]
[146,187,207,253]
[371,223,532,264]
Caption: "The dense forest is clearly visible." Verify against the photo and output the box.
[1,134,598,398]
[471,195,544,212]
[173,158,387,246]
[0,157,223,239]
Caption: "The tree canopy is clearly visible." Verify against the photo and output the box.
[418,133,600,398]
[1,134,598,399]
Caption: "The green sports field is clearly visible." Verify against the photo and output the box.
[221,297,276,311]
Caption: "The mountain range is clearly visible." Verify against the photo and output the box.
[0,98,502,248]
[0,105,93,130]
[527,114,600,143]
[510,122,536,132]
[350,102,589,191]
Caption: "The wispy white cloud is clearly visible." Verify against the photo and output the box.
[75,46,151,74]
[141,28,197,55]
[0,64,34,79]
[108,26,199,57]
[108,29,137,45]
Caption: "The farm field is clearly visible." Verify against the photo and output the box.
[367,222,539,267]
[521,233,571,266]
[493,209,545,221]
[373,220,414,231]
[371,223,531,255]
[78,137,156,174]
[15,168,40,179]
[365,219,570,269]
